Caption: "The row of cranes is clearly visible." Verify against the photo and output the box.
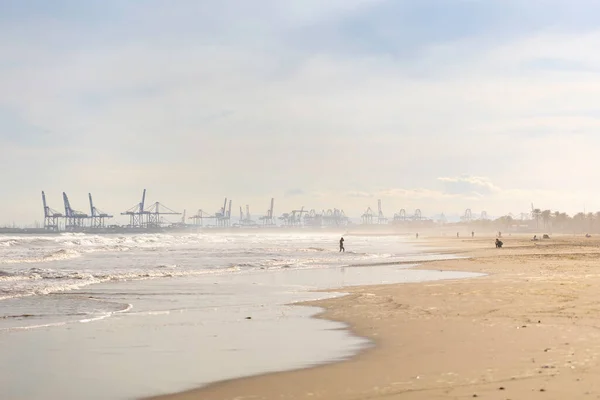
[43,190,277,231]
[360,202,492,225]
[123,194,277,228]
[278,207,349,227]
[43,189,185,231]
[42,193,436,231]
[42,191,114,231]
[361,200,425,225]
[43,189,186,232]
[189,198,275,227]
[43,191,491,231]
[236,199,276,227]
[460,209,489,222]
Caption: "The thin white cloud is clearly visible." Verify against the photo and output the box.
[437,175,501,196]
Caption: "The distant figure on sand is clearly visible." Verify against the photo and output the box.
[457,232,459,238]
[339,237,345,252]
[471,231,474,238]
[495,238,503,248]
[416,233,419,239]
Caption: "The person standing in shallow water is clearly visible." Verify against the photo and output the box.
[339,237,345,252]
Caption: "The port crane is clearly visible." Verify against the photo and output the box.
[215,198,232,227]
[189,209,215,227]
[377,199,387,224]
[63,192,88,231]
[121,189,181,229]
[239,205,256,226]
[258,198,275,226]
[361,207,374,224]
[89,193,113,229]
[42,191,63,231]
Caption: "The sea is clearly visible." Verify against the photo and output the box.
[0,232,481,399]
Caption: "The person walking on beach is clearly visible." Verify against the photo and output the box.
[339,237,345,252]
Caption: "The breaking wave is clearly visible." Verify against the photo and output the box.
[0,232,430,302]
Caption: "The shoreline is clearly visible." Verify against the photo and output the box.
[145,236,479,400]
[148,234,600,399]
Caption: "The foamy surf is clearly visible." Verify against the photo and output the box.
[0,232,461,333]
[0,232,422,300]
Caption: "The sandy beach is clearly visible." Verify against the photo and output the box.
[151,234,600,400]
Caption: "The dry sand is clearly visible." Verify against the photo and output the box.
[150,234,600,400]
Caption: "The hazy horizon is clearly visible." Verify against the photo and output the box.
[2,1,600,225]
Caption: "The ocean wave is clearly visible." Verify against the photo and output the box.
[0,232,427,302]
[0,265,248,301]
[0,302,133,331]
[0,321,70,331]
[0,248,83,265]
[43,249,82,261]
[305,247,326,252]
[0,234,213,264]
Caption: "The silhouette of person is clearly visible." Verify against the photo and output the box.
[339,237,345,252]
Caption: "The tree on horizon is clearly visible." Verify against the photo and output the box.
[541,209,552,230]
[531,208,542,230]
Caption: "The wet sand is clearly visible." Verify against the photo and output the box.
[150,234,600,400]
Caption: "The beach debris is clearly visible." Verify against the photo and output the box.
[245,316,252,319]
[543,234,550,239]
[472,394,478,398]
[544,348,551,352]
[540,388,546,392]
[499,386,505,390]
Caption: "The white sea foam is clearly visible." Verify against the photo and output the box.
[0,232,457,303]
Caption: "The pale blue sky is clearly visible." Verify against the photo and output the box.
[2,0,600,224]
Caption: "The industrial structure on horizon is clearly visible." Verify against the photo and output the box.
[42,191,114,232]
[36,190,497,233]
[121,189,181,229]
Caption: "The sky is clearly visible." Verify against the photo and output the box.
[2,0,600,225]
